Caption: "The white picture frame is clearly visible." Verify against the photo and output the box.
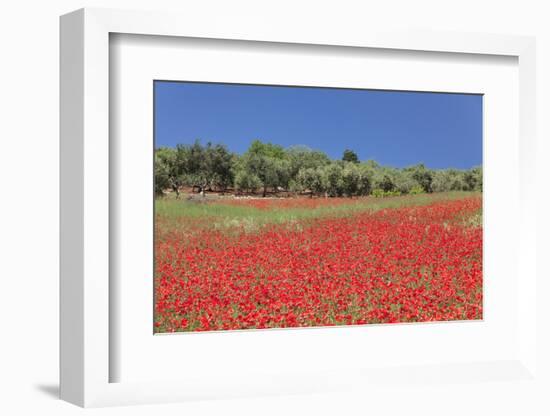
[60,7,538,408]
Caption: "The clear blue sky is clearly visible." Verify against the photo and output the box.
[154,81,482,169]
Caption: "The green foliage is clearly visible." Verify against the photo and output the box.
[432,169,462,192]
[296,167,326,196]
[286,145,331,178]
[373,170,396,193]
[393,171,417,194]
[155,147,182,197]
[464,166,482,191]
[341,163,360,196]
[162,140,235,194]
[409,185,425,195]
[323,163,345,197]
[248,139,286,160]
[356,164,374,196]
[371,188,384,198]
[234,169,262,193]
[342,149,359,163]
[405,163,433,193]
[154,139,482,198]
[431,167,482,192]
[237,144,291,196]
[371,188,402,198]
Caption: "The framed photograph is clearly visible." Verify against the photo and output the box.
[151,81,484,334]
[60,8,539,408]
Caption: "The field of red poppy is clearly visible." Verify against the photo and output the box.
[154,192,482,332]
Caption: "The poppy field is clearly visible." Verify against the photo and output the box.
[154,192,482,333]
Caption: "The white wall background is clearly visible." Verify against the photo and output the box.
[0,1,548,415]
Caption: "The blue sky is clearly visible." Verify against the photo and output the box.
[154,81,482,169]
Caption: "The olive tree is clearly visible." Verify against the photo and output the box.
[286,145,331,179]
[323,163,345,197]
[154,147,182,197]
[237,141,291,196]
[464,166,482,191]
[296,167,327,197]
[356,164,374,196]
[234,169,262,193]
[393,170,417,194]
[372,168,396,193]
[341,163,360,197]
[405,163,433,193]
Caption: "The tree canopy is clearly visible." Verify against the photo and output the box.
[155,139,482,197]
[342,149,359,163]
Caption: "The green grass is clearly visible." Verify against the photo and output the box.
[156,192,480,231]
